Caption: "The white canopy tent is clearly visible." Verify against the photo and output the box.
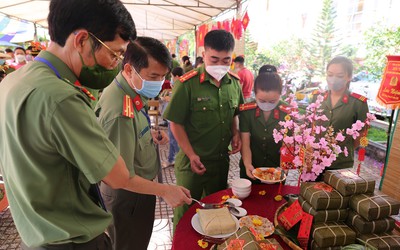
[0,0,241,40]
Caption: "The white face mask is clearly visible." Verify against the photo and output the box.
[256,99,279,111]
[206,65,230,81]
[15,54,26,64]
[327,76,347,91]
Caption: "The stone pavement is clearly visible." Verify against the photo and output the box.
[0,132,384,249]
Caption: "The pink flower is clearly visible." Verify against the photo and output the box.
[283,136,294,144]
[352,120,365,131]
[335,133,345,142]
[294,135,303,143]
[367,113,376,121]
[343,147,348,157]
[273,95,377,182]
[273,129,283,143]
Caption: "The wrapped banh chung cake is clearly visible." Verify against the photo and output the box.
[198,207,236,235]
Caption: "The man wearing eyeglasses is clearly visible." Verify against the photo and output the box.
[0,0,191,249]
[96,37,191,250]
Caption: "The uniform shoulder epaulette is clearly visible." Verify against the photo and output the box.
[179,70,198,82]
[228,71,240,80]
[239,102,257,111]
[350,92,367,102]
[279,104,292,114]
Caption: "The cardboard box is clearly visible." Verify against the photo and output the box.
[277,200,303,230]
[298,212,313,249]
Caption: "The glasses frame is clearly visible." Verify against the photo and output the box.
[88,32,124,63]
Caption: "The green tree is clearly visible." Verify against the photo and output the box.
[307,0,340,77]
[244,30,278,74]
[363,24,400,80]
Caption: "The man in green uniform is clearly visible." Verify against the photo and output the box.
[164,30,244,230]
[0,1,190,249]
[96,37,191,250]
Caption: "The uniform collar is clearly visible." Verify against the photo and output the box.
[327,89,351,109]
[115,72,145,111]
[35,50,78,86]
[199,64,232,85]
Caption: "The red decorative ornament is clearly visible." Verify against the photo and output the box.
[242,11,250,31]
[223,20,230,32]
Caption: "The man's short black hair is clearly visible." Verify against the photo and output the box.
[258,64,277,74]
[48,0,136,47]
[14,47,26,54]
[5,48,13,53]
[233,56,244,64]
[204,30,235,52]
[123,36,172,72]
[171,67,184,77]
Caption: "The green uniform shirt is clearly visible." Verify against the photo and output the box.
[314,90,369,169]
[95,73,158,179]
[0,51,118,247]
[239,101,288,168]
[164,65,244,160]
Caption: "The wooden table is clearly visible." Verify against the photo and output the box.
[172,184,300,249]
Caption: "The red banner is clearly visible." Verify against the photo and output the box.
[376,55,400,109]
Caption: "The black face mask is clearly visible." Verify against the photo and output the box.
[78,38,119,89]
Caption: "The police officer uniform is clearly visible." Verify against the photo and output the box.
[313,90,369,169]
[0,51,117,248]
[95,72,158,250]
[163,65,244,229]
[239,101,290,182]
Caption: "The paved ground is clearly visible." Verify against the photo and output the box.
[0,128,385,250]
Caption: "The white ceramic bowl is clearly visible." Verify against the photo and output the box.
[232,187,251,193]
[232,189,251,200]
[231,178,252,191]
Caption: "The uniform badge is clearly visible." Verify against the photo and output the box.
[350,92,367,102]
[342,94,349,104]
[239,102,257,111]
[323,92,329,100]
[255,107,260,118]
[123,95,134,118]
[73,80,96,101]
[179,70,198,83]
[133,95,144,110]
[274,109,279,119]
[199,72,205,83]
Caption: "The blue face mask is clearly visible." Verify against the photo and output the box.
[0,59,5,65]
[131,66,164,98]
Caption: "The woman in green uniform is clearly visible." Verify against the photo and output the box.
[315,56,369,171]
[239,72,289,182]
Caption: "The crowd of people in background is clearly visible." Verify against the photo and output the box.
[0,45,42,82]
